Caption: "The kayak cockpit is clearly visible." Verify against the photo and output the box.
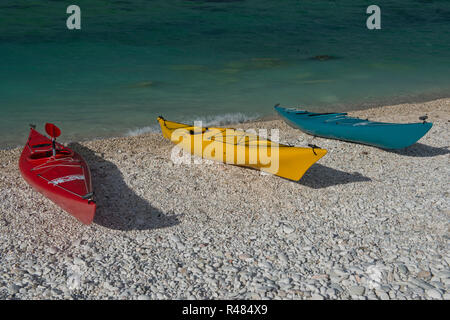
[27,149,74,162]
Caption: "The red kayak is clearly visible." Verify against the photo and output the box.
[19,124,96,224]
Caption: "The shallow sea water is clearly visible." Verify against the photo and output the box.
[0,0,449,147]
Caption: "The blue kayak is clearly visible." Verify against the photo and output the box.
[275,105,432,149]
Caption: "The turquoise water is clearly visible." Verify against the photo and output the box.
[1,0,449,148]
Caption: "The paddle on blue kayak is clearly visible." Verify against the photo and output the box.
[274,105,432,149]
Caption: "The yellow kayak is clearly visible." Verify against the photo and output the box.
[157,117,327,181]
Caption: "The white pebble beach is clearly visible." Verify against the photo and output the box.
[0,98,449,300]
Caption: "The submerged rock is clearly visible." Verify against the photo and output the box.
[225,58,285,70]
[128,81,158,88]
[310,55,338,61]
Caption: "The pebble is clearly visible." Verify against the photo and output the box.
[375,289,389,300]
[51,288,63,296]
[348,286,365,296]
[326,288,337,296]
[283,225,295,234]
[397,265,408,275]
[411,286,424,295]
[278,253,288,264]
[436,271,450,278]
[47,246,58,255]
[156,292,166,299]
[278,277,292,285]
[136,234,146,242]
[408,278,435,290]
[279,283,292,290]
[8,284,20,294]
[169,234,181,243]
[73,257,86,267]
[67,274,81,290]
[426,288,443,299]
[250,293,261,299]
[333,268,348,277]
[417,270,432,281]
[258,261,273,270]
[329,283,343,292]
[238,254,253,262]
[190,266,202,274]
[430,281,445,290]
[223,266,239,273]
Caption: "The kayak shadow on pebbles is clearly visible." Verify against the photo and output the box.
[68,143,181,231]
[383,143,449,158]
[298,164,371,189]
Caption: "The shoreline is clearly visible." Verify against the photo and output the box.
[0,98,449,300]
[1,96,450,151]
